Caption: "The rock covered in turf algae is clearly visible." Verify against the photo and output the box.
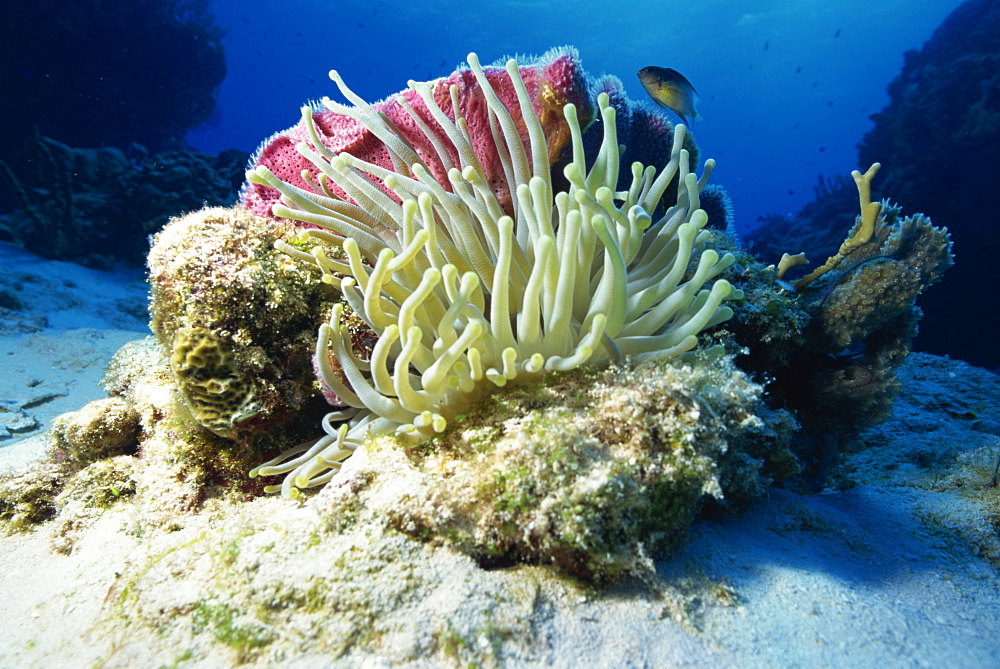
[49,396,140,467]
[0,463,67,532]
[147,206,340,442]
[3,327,797,580]
[317,353,796,581]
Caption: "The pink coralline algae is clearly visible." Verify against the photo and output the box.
[242,47,596,220]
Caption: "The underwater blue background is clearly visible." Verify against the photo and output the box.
[187,0,966,235]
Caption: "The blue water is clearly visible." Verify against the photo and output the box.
[187,0,965,235]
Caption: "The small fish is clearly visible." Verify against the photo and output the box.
[637,66,701,125]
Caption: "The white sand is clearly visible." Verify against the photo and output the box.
[0,241,149,473]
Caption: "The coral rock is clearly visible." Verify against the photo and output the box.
[314,355,796,581]
[805,205,953,352]
[49,397,140,468]
[147,206,340,441]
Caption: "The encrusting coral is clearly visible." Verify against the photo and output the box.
[169,327,259,438]
[244,49,740,498]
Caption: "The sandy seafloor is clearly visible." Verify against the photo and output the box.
[0,239,998,667]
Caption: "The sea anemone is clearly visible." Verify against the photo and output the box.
[246,52,739,498]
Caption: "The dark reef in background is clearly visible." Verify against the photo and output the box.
[747,0,1000,370]
[0,0,225,159]
[0,133,248,268]
[0,0,232,268]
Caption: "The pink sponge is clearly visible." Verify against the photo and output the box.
[242,48,595,220]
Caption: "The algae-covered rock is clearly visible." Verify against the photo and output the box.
[0,462,69,533]
[305,353,797,581]
[50,454,138,554]
[98,334,302,521]
[49,396,140,468]
[148,206,339,443]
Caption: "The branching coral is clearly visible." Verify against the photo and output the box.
[246,52,739,498]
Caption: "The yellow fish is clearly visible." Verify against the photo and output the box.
[637,66,701,125]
